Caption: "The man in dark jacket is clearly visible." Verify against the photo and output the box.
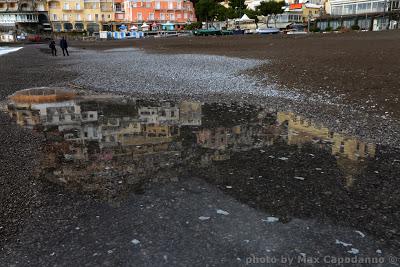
[60,37,69,56]
[49,40,57,56]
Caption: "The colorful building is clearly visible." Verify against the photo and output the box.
[0,0,51,33]
[124,0,196,30]
[1,0,196,34]
[48,0,114,32]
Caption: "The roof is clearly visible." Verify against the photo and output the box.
[305,3,323,8]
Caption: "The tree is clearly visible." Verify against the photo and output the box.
[256,1,285,16]
[195,0,218,22]
[228,0,247,17]
[229,0,246,10]
[214,4,230,21]
[244,9,260,23]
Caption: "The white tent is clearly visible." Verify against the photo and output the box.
[235,14,255,22]
[130,25,138,30]
[239,14,252,21]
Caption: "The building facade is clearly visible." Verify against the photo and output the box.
[1,0,196,34]
[124,0,196,30]
[318,0,400,30]
[0,0,51,33]
[48,0,115,32]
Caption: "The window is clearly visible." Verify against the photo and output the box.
[184,12,187,19]
[177,13,181,19]
[63,3,69,9]
[331,5,343,15]
[170,13,174,20]
[132,2,137,7]
[137,12,142,21]
[95,14,99,21]
[155,1,160,9]
[52,14,58,20]
[160,13,165,20]
[146,2,151,7]
[76,3,80,10]
[76,14,81,20]
[149,13,154,20]
[168,2,173,9]
[87,14,92,21]
[177,1,181,9]
[63,14,68,21]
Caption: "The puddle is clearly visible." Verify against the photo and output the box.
[5,87,400,247]
[0,46,22,56]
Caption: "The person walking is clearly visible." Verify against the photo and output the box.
[49,39,57,56]
[60,37,69,56]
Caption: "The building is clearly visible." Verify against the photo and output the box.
[113,0,127,29]
[318,0,400,30]
[1,0,197,34]
[48,0,114,32]
[124,0,196,30]
[0,0,51,33]
[282,2,323,22]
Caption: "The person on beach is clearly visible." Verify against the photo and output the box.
[49,40,57,56]
[60,37,69,56]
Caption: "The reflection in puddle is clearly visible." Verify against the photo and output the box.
[6,87,400,246]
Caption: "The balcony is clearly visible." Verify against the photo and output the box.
[62,7,84,11]
[100,7,113,11]
[15,14,39,23]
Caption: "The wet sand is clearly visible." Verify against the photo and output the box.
[71,30,400,119]
[1,34,400,265]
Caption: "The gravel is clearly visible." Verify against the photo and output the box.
[62,47,400,146]
[66,48,301,100]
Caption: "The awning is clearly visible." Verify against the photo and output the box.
[87,23,100,32]
[63,23,73,31]
[75,23,84,30]
[161,21,175,26]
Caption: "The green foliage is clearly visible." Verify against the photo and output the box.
[244,9,260,23]
[195,0,262,21]
[256,1,285,16]
[195,0,217,21]
[310,27,320,32]
[324,26,332,32]
[228,0,247,10]
[185,21,203,30]
[351,24,360,30]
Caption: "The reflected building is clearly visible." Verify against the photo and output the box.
[277,111,376,187]
[6,89,200,199]
[7,88,379,197]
